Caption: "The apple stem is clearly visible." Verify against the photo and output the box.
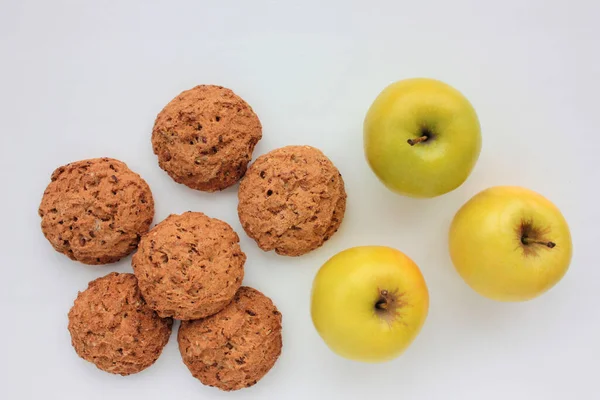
[407,136,429,146]
[523,238,556,248]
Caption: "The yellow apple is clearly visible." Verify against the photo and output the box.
[364,78,482,198]
[449,186,573,302]
[310,246,429,362]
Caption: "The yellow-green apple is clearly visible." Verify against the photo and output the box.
[449,186,572,301]
[364,78,482,197]
[310,246,429,362]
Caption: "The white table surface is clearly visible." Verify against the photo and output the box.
[1,1,598,399]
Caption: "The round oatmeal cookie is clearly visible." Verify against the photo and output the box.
[152,85,262,192]
[178,286,283,391]
[38,157,155,265]
[68,272,173,376]
[237,145,346,256]
[132,212,246,320]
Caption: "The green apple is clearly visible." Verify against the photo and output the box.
[311,246,429,362]
[449,186,573,301]
[364,78,482,197]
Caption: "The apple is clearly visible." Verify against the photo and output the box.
[310,246,429,362]
[363,78,482,198]
[449,186,573,302]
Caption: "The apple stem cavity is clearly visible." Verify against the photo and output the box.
[518,220,557,254]
[407,135,429,146]
[375,290,389,310]
[374,288,405,323]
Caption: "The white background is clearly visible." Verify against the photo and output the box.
[1,0,598,399]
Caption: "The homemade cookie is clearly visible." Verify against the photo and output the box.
[132,212,245,320]
[68,272,173,376]
[38,158,155,265]
[178,286,283,391]
[237,145,346,256]
[152,85,262,192]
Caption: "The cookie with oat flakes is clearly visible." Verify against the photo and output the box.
[152,85,262,192]
[68,272,172,376]
[132,211,245,320]
[177,286,282,391]
[38,157,154,265]
[237,145,346,256]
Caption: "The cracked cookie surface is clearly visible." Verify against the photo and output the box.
[38,157,154,265]
[152,85,262,192]
[237,145,346,256]
[132,212,245,320]
[178,286,283,391]
[68,272,173,376]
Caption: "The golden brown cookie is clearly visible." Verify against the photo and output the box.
[132,212,245,320]
[152,85,262,192]
[38,158,155,265]
[178,286,283,391]
[237,145,347,256]
[68,272,173,376]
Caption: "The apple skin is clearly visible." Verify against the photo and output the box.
[449,186,573,302]
[310,246,429,363]
[364,78,482,198]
